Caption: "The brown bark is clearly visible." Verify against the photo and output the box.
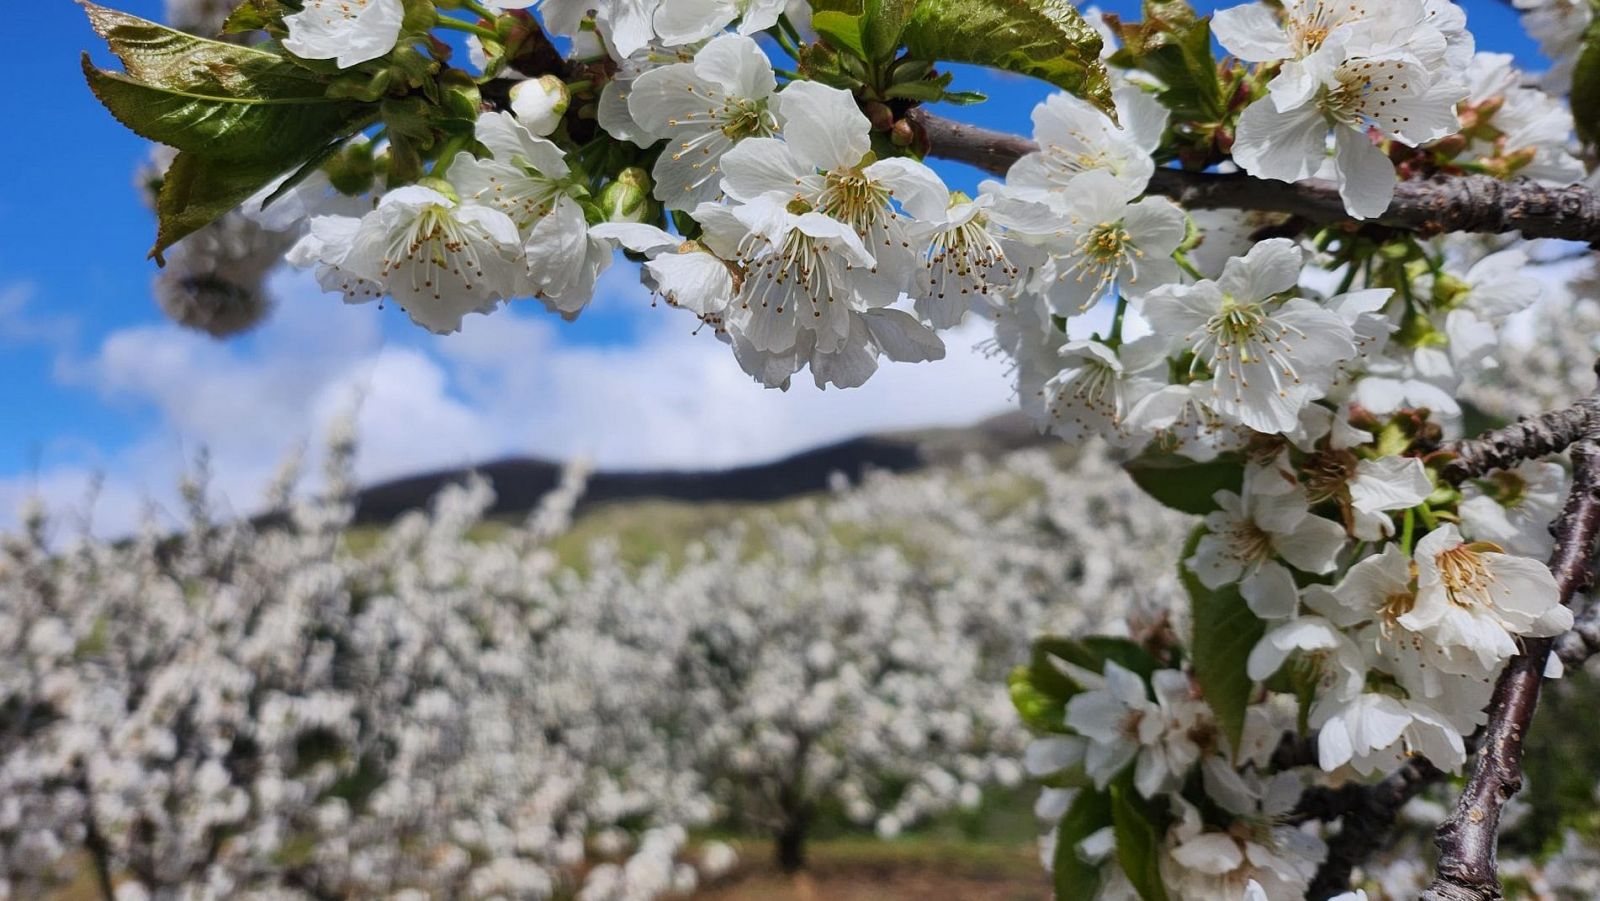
[1421,385,1600,900]
[910,109,1600,247]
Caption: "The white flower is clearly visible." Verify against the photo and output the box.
[1311,692,1466,775]
[695,195,945,388]
[1513,0,1593,90]
[1349,346,1463,418]
[1459,460,1567,559]
[593,223,741,320]
[1005,88,1168,200]
[1029,337,1168,445]
[800,306,947,390]
[653,0,786,45]
[1398,524,1571,672]
[1232,52,1464,218]
[510,76,571,137]
[282,0,403,69]
[448,113,611,312]
[1142,239,1357,434]
[1429,248,1542,372]
[1024,736,1087,777]
[597,44,696,149]
[1187,469,1346,619]
[628,35,779,210]
[1246,616,1365,702]
[583,0,664,58]
[1346,456,1433,540]
[1129,382,1254,462]
[1452,54,1584,184]
[1064,664,1208,798]
[913,193,1023,328]
[720,80,948,281]
[1038,172,1186,315]
[1303,545,1494,718]
[1162,773,1325,901]
[695,194,876,355]
[1214,0,1452,89]
[285,214,383,305]
[328,186,523,333]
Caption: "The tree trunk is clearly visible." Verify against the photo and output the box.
[775,809,810,874]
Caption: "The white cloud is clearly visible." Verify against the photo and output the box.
[0,282,78,348]
[1,264,1014,536]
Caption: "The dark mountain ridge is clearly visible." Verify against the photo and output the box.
[350,412,1048,524]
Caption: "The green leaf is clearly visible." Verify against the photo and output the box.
[1123,450,1243,515]
[84,2,321,95]
[84,55,375,163]
[809,0,916,63]
[1010,665,1070,732]
[221,0,297,35]
[1053,790,1113,901]
[1110,0,1223,123]
[864,0,918,61]
[152,152,290,262]
[1035,636,1162,684]
[1110,786,1170,901]
[811,0,869,59]
[1012,636,1165,734]
[258,137,348,209]
[1180,527,1264,755]
[901,0,1111,112]
[1573,20,1600,145]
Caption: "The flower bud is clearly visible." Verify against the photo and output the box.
[1428,133,1469,159]
[1431,271,1471,308]
[510,75,570,136]
[863,100,895,133]
[324,142,376,197]
[599,167,656,223]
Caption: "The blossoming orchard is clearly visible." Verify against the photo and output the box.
[36,0,1600,897]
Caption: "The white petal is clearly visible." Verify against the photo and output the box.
[1242,562,1300,620]
[776,81,871,172]
[1334,127,1398,220]
[1233,100,1328,184]
[1216,238,1303,304]
[1348,457,1432,514]
[1212,3,1294,61]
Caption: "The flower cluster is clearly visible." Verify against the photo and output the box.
[78,0,1600,895]
[0,428,1194,898]
[1216,0,1472,218]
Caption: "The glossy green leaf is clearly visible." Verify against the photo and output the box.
[152,152,290,262]
[84,56,375,163]
[84,2,321,95]
[1124,451,1243,515]
[221,0,296,35]
[1110,786,1170,901]
[1053,789,1112,901]
[1180,527,1263,755]
[901,0,1112,111]
[809,0,918,62]
[1110,0,1223,123]
[810,0,870,59]
[864,0,918,61]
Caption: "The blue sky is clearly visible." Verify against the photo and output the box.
[0,0,1548,531]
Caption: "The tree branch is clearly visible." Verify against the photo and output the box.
[1441,403,1596,485]
[1300,758,1444,901]
[1422,381,1600,901]
[909,109,1600,247]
